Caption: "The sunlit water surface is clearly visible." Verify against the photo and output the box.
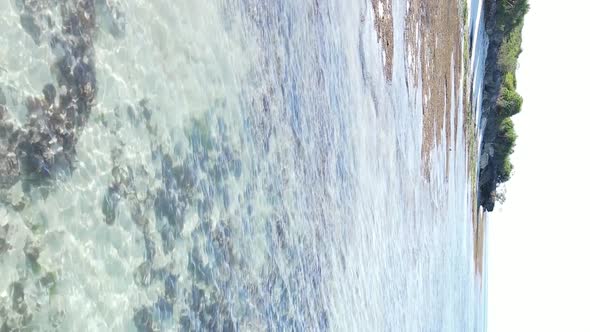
[0,0,487,330]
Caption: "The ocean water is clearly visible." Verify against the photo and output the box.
[1,0,486,331]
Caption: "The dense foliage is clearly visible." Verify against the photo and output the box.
[496,0,529,33]
[488,0,528,184]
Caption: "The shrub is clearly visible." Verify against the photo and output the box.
[497,158,513,183]
[498,86,523,117]
[479,0,529,206]
[497,0,529,33]
[503,72,517,90]
[496,118,517,152]
[498,22,524,73]
[492,118,517,183]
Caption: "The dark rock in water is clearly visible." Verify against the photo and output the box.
[154,297,173,321]
[154,185,186,232]
[20,13,42,45]
[96,0,126,38]
[133,306,155,332]
[190,285,204,312]
[27,1,95,178]
[112,165,134,190]
[139,99,152,122]
[478,157,499,212]
[134,261,153,287]
[222,317,236,332]
[42,84,56,105]
[14,94,77,184]
[61,0,96,38]
[197,197,213,217]
[0,87,6,105]
[0,224,10,255]
[144,235,156,262]
[199,301,235,332]
[150,267,168,281]
[0,106,21,190]
[17,140,52,178]
[39,272,57,291]
[198,303,216,330]
[102,185,121,225]
[24,239,40,264]
[179,314,194,332]
[211,224,233,263]
[10,281,26,315]
[158,224,176,254]
[181,285,234,331]
[0,106,14,136]
[188,246,211,281]
[0,151,20,190]
[125,105,139,124]
[173,162,197,191]
[164,274,178,301]
[1,0,98,192]
[154,155,198,249]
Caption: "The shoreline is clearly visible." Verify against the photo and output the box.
[399,0,486,279]
[477,0,528,212]
[463,0,488,282]
[405,0,463,178]
[471,0,529,277]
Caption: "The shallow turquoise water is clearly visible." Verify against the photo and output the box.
[1,0,486,330]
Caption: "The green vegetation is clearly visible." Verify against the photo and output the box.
[495,118,516,183]
[498,22,524,73]
[496,0,529,33]
[487,0,529,185]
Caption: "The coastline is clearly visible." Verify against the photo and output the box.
[464,0,488,281]
[405,0,463,178]
[477,0,529,212]
[403,0,486,279]
[472,0,528,277]
[0,1,489,329]
[476,0,503,212]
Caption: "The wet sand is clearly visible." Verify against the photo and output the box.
[403,0,485,279]
[473,208,486,282]
[371,0,394,80]
[405,0,463,176]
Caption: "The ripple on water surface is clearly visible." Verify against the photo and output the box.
[0,0,481,331]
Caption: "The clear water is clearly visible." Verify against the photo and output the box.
[0,0,486,331]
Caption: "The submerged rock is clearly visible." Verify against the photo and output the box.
[20,13,42,45]
[134,261,153,287]
[0,150,20,190]
[0,87,6,105]
[133,306,155,332]
[0,0,100,192]
[0,106,21,190]
[0,224,10,255]
[154,297,173,321]
[164,274,178,301]
[97,0,126,38]
[102,185,121,225]
[39,272,57,291]
[10,281,26,316]
[24,238,41,263]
